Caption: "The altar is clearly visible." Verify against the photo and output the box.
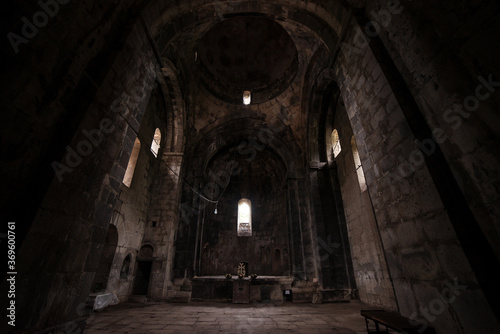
[191,276,294,303]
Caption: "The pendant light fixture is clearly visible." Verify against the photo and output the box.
[242,21,251,105]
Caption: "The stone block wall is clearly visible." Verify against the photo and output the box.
[105,84,167,302]
[198,149,289,276]
[364,13,500,329]
[333,14,500,333]
[144,153,184,299]
[0,10,159,331]
[364,1,500,251]
[2,1,499,333]
[332,97,397,310]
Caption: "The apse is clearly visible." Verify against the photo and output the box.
[198,146,289,276]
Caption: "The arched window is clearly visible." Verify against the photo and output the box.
[150,128,161,158]
[237,199,252,237]
[120,254,131,279]
[332,129,341,158]
[243,90,251,105]
[123,138,141,187]
[351,136,367,192]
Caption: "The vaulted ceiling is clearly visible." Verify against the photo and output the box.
[149,0,352,176]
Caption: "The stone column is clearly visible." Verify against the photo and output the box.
[146,153,184,299]
[286,178,306,279]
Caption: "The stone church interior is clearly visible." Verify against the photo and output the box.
[1,0,500,333]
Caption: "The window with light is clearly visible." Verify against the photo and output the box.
[332,129,341,158]
[150,128,161,158]
[351,136,367,192]
[237,198,252,236]
[123,138,141,187]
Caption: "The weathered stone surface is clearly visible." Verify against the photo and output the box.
[1,1,500,334]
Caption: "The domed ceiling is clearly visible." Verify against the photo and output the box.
[197,15,298,104]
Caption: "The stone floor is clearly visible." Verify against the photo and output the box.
[84,301,372,333]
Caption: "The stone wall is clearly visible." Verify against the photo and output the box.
[334,14,500,333]
[144,152,184,300]
[104,85,167,302]
[142,71,186,299]
[365,1,500,253]
[333,96,397,309]
[2,1,499,333]
[0,12,159,331]
[199,150,289,276]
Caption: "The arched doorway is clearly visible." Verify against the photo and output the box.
[133,245,154,295]
[92,224,118,292]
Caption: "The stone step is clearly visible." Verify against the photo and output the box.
[172,279,192,292]
[167,290,191,303]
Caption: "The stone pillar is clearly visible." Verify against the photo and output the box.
[286,178,312,280]
[286,178,305,279]
[146,153,183,299]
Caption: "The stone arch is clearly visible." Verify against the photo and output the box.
[133,244,155,295]
[190,117,303,179]
[157,58,186,154]
[144,1,350,123]
[145,0,348,51]
[139,244,155,260]
[110,211,126,246]
[306,72,343,165]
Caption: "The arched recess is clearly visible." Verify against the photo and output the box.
[304,48,339,165]
[305,61,397,307]
[157,59,186,154]
[188,117,303,179]
[139,59,186,299]
[120,254,132,279]
[133,244,155,295]
[91,224,119,292]
[173,112,304,278]
[195,144,290,276]
[305,74,357,297]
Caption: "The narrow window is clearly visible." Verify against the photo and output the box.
[123,138,141,187]
[243,91,251,105]
[351,136,367,192]
[150,128,161,158]
[237,199,252,236]
[332,129,341,158]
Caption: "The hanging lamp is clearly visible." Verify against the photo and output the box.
[242,21,251,105]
